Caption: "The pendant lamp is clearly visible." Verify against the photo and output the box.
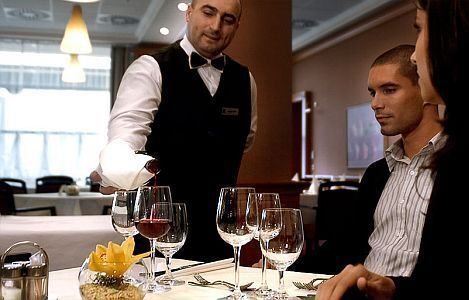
[60,5,92,54]
[62,54,86,83]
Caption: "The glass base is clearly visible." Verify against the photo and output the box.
[273,291,288,300]
[145,281,171,293]
[218,292,249,300]
[157,277,185,286]
[255,286,274,298]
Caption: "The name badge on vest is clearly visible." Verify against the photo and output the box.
[221,107,239,116]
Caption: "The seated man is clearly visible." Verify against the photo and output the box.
[293,45,444,276]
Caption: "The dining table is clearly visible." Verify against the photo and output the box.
[14,192,114,215]
[0,215,122,271]
[48,257,330,299]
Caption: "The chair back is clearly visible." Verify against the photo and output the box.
[85,176,100,192]
[0,181,17,215]
[36,175,74,193]
[312,180,364,273]
[0,178,27,194]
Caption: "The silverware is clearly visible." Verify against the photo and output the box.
[189,273,254,291]
[292,277,329,290]
[140,261,205,277]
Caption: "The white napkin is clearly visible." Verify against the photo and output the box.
[156,258,234,280]
[99,139,154,190]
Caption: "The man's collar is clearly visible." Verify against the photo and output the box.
[180,35,224,64]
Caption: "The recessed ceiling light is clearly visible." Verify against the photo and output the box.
[178,3,189,12]
[160,27,169,35]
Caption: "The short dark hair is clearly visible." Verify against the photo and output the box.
[191,0,243,18]
[371,44,418,85]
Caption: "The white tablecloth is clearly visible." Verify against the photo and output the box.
[14,192,113,215]
[0,215,122,271]
[49,258,330,299]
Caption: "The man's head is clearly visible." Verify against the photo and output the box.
[368,45,432,137]
[186,0,242,59]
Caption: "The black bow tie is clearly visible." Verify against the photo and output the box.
[190,52,225,71]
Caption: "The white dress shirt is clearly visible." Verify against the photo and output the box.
[98,35,257,190]
[364,132,445,276]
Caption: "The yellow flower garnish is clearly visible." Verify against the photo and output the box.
[88,237,150,277]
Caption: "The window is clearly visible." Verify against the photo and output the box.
[0,39,111,188]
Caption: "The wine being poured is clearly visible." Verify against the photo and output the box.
[134,186,172,294]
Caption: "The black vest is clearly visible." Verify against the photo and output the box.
[146,41,251,195]
[143,42,252,261]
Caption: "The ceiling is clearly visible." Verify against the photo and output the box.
[0,0,402,51]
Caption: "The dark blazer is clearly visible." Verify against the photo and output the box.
[295,158,389,274]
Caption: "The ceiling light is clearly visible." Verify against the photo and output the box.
[178,3,189,11]
[60,5,92,54]
[160,27,169,35]
[62,54,86,83]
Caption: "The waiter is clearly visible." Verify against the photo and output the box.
[92,0,257,261]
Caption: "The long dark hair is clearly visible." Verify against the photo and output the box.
[416,0,469,169]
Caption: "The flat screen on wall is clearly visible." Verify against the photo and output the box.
[346,102,384,168]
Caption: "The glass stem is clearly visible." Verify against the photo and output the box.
[233,245,242,297]
[149,239,157,281]
[165,255,173,279]
[260,253,268,289]
[278,269,286,297]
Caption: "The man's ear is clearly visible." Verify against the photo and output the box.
[185,5,193,22]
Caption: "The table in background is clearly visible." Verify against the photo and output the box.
[0,215,122,271]
[14,192,114,215]
[26,185,91,194]
[49,258,330,299]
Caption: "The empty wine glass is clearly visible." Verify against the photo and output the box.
[216,187,256,300]
[260,208,304,299]
[155,202,188,286]
[134,186,173,293]
[246,193,281,297]
[111,190,138,239]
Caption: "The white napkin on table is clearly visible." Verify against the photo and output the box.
[156,258,234,280]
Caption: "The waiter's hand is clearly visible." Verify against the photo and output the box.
[89,170,118,195]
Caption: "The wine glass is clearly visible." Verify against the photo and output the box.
[134,186,173,293]
[111,190,139,239]
[246,193,281,297]
[216,187,256,300]
[155,202,188,286]
[260,208,304,300]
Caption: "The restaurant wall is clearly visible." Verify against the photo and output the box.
[293,8,416,177]
[225,0,293,182]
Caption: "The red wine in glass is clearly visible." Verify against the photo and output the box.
[135,218,170,239]
[134,186,172,293]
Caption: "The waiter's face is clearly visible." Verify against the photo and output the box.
[186,0,241,58]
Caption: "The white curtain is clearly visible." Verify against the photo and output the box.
[0,39,111,189]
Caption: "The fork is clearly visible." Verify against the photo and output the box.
[292,278,329,290]
[189,273,254,291]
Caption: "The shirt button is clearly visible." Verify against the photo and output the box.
[399,199,405,204]
[409,170,416,176]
